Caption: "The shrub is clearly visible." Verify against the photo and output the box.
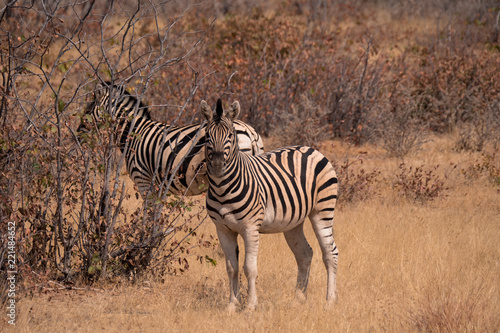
[454,99,500,152]
[393,163,450,202]
[333,155,381,205]
[374,96,431,158]
[462,151,500,187]
[271,94,330,149]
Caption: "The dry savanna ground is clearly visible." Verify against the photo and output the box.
[4,135,500,332]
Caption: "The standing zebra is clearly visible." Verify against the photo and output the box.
[200,99,339,311]
[78,82,264,197]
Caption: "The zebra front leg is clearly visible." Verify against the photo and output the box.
[242,228,260,311]
[283,223,313,302]
[216,226,240,312]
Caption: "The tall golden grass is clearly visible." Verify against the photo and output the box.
[6,135,499,332]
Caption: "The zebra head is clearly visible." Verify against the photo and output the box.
[200,98,240,178]
[77,82,150,134]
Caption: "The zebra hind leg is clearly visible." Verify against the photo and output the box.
[216,227,240,312]
[309,211,338,306]
[283,223,313,302]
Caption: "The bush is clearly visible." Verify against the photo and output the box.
[393,163,450,202]
[462,151,500,187]
[271,94,330,149]
[374,90,431,158]
[333,155,381,205]
[454,99,500,152]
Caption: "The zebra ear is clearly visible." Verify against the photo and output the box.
[94,82,106,100]
[226,101,240,121]
[216,99,224,118]
[200,100,213,122]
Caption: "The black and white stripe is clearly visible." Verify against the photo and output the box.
[200,99,339,311]
[78,83,264,196]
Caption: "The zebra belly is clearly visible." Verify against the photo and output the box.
[259,217,305,234]
[258,202,305,234]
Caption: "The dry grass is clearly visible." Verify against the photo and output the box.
[4,136,499,332]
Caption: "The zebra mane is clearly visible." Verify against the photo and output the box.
[98,81,152,120]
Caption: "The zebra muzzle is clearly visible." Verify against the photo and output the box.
[209,156,226,178]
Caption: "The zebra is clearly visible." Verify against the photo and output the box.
[78,82,264,197]
[200,99,339,311]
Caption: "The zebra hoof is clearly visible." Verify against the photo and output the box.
[295,289,307,303]
[245,303,257,312]
[227,303,238,314]
[324,297,337,310]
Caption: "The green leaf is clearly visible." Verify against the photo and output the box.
[205,255,217,266]
[58,99,65,113]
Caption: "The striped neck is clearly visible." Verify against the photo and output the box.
[92,85,152,151]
